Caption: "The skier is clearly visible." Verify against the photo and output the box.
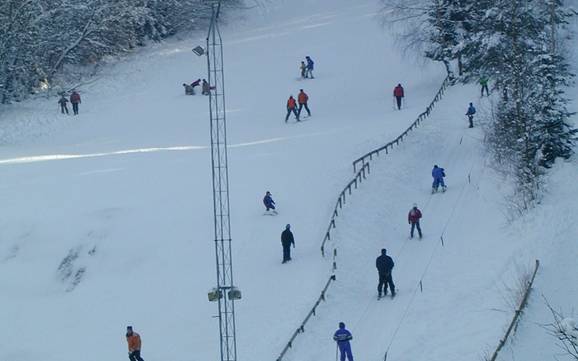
[479,76,489,97]
[431,165,447,193]
[408,204,423,239]
[375,248,395,299]
[58,94,69,114]
[126,326,144,361]
[281,224,295,263]
[285,95,299,122]
[183,83,194,95]
[305,56,314,79]
[70,90,81,115]
[263,191,277,213]
[465,102,476,128]
[299,61,307,79]
[297,89,311,118]
[393,83,404,110]
[333,322,354,361]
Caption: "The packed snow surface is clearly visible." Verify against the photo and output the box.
[1,0,576,360]
[0,0,442,360]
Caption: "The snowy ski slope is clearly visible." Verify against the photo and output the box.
[0,0,444,360]
[1,0,576,360]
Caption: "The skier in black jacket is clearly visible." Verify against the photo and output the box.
[281,224,295,263]
[376,248,395,299]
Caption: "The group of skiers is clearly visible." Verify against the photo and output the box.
[58,90,82,115]
[183,78,212,95]
[464,75,489,126]
[299,56,315,79]
[329,163,448,360]
[142,52,479,361]
[392,81,481,130]
[262,192,297,263]
[285,89,311,122]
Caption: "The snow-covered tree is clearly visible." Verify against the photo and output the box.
[462,0,575,205]
[0,0,239,104]
[532,0,577,167]
[0,0,44,103]
[424,0,476,77]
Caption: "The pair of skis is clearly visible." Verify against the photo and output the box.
[377,292,396,300]
[431,185,447,194]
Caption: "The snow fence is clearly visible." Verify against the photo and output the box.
[275,75,452,361]
[320,74,452,257]
[488,259,540,361]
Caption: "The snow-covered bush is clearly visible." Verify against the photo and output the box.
[546,302,578,360]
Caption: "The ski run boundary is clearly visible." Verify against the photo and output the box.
[275,74,451,361]
[487,260,540,361]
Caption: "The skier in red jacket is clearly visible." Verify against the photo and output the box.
[70,90,81,115]
[393,84,404,110]
[407,203,422,239]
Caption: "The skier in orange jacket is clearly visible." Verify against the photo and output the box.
[126,326,144,361]
[297,89,311,118]
[285,95,299,122]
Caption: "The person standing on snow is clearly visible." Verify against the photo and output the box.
[126,326,144,361]
[465,102,476,128]
[305,56,314,79]
[393,83,404,110]
[285,95,299,122]
[58,94,69,114]
[281,224,295,263]
[408,204,423,239]
[300,61,307,79]
[376,248,395,299]
[431,165,446,193]
[70,90,81,115]
[479,76,489,97]
[333,322,354,361]
[263,191,276,213]
[297,89,311,118]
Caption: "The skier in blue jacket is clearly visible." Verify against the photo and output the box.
[466,102,476,128]
[305,56,314,79]
[431,165,446,193]
[263,191,277,213]
[333,322,354,361]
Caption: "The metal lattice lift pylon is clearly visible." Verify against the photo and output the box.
[198,2,241,361]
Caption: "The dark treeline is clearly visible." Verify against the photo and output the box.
[382,0,577,209]
[0,0,240,104]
